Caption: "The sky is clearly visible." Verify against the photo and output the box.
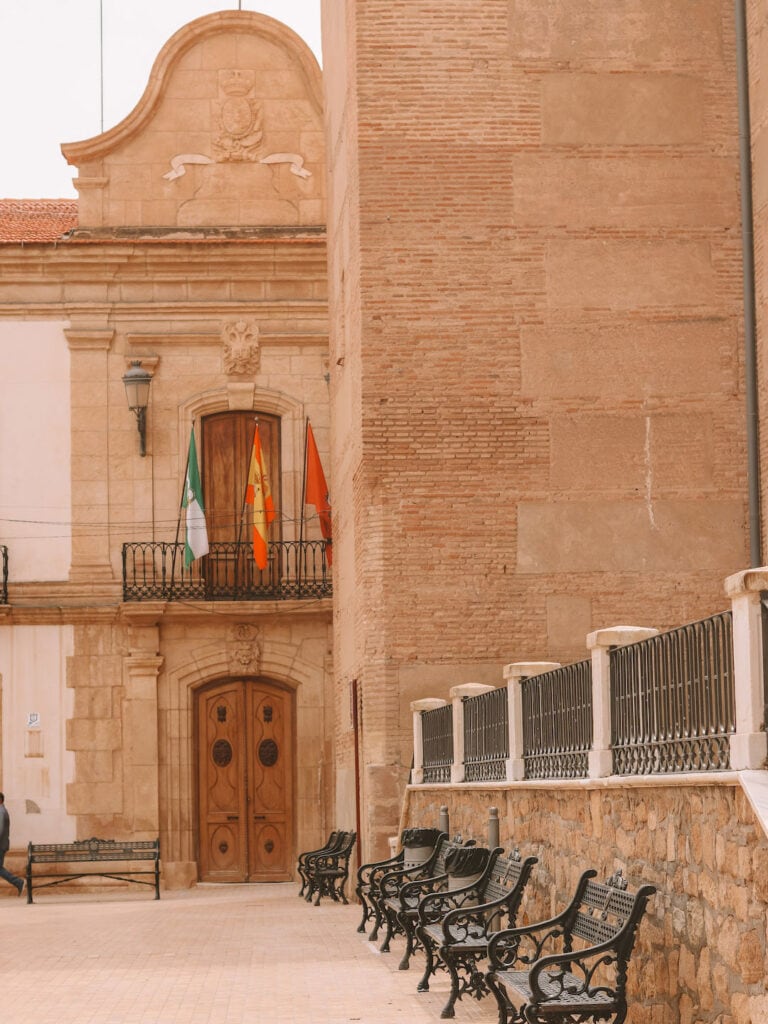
[0,0,322,198]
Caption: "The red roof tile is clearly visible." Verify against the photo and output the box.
[0,199,78,242]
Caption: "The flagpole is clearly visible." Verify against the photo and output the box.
[297,417,309,594]
[172,422,194,591]
[237,417,259,549]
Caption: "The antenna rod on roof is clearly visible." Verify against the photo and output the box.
[99,0,104,133]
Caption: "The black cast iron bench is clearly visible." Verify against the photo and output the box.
[416,846,538,1018]
[486,869,656,1024]
[368,832,470,944]
[379,840,486,971]
[297,829,342,898]
[305,829,357,905]
[26,837,160,904]
[356,827,445,935]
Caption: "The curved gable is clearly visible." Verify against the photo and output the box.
[61,11,324,230]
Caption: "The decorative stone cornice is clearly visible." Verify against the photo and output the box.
[64,328,114,351]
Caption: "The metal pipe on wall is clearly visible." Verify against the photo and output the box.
[735,0,762,566]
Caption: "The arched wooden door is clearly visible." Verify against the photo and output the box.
[197,679,293,882]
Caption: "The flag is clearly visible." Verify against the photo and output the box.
[305,421,332,566]
[182,427,209,567]
[245,424,276,570]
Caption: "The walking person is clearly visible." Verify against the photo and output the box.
[0,793,24,896]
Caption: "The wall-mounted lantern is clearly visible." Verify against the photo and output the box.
[122,360,153,456]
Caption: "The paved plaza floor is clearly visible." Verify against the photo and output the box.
[0,881,499,1024]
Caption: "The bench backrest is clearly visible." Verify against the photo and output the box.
[567,870,656,963]
[334,831,357,861]
[29,837,159,863]
[480,847,537,907]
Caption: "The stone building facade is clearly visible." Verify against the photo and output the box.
[0,12,333,886]
[1,3,767,916]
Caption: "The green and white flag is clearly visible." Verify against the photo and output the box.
[182,428,209,567]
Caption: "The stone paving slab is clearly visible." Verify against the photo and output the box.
[0,882,499,1024]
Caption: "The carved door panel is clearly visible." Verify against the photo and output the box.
[197,680,293,883]
[247,683,293,880]
[197,683,248,882]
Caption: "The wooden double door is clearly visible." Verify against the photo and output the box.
[197,679,293,882]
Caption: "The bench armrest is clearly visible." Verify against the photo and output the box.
[357,852,402,887]
[417,881,485,926]
[396,871,448,907]
[487,915,574,971]
[378,860,437,898]
[437,891,521,943]
[528,942,621,1004]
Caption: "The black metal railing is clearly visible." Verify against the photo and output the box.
[610,612,735,774]
[0,545,7,604]
[421,704,453,784]
[122,540,331,601]
[521,660,592,780]
[464,687,509,781]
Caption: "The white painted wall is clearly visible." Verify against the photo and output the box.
[0,321,71,581]
[0,624,76,845]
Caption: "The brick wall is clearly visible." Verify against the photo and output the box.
[322,0,751,856]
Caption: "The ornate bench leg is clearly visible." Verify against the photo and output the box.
[416,933,435,992]
[398,912,416,970]
[485,973,512,1024]
[440,954,460,1019]
[368,897,384,941]
[379,904,397,952]
[357,888,371,932]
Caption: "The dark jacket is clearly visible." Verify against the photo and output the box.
[0,804,10,853]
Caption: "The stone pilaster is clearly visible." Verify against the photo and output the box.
[449,682,495,784]
[122,618,163,837]
[410,697,447,784]
[586,626,658,778]
[725,568,768,769]
[65,328,115,582]
[503,662,561,781]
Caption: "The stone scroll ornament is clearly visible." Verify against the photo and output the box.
[162,67,312,181]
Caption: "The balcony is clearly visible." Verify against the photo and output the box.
[122,540,331,602]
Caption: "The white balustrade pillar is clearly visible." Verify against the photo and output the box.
[449,683,495,783]
[586,626,658,778]
[410,698,448,784]
[725,568,768,769]
[503,662,561,781]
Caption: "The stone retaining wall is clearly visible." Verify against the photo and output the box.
[404,779,768,1023]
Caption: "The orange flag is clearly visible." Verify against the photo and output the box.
[305,421,332,566]
[245,424,276,570]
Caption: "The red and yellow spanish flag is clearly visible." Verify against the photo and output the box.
[305,421,332,566]
[245,424,276,569]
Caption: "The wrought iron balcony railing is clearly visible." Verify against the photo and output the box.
[122,540,331,602]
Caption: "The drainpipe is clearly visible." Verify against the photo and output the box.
[735,0,762,566]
